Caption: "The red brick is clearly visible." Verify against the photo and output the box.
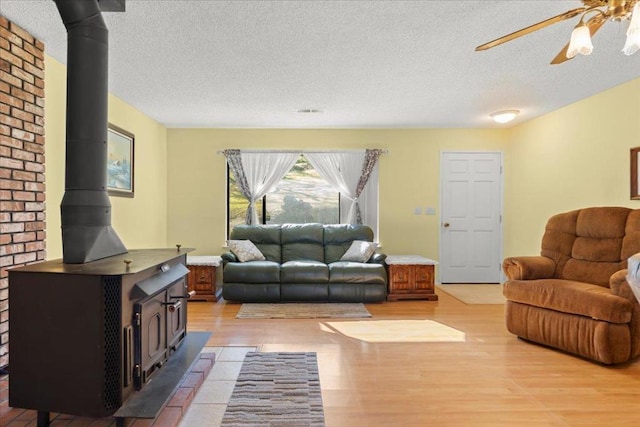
[0,115,22,129]
[0,157,23,169]
[23,141,43,153]
[25,202,43,211]
[9,87,34,104]
[14,252,36,264]
[0,124,10,136]
[11,108,34,124]
[10,148,34,162]
[0,190,11,200]
[0,38,8,51]
[10,44,34,64]
[35,39,44,51]
[10,66,35,85]
[36,192,45,202]
[0,70,21,88]
[24,182,43,192]
[0,27,21,47]
[151,406,182,427]
[23,62,43,81]
[22,41,43,61]
[36,172,44,182]
[0,16,9,29]
[0,58,9,73]
[23,122,43,136]
[11,128,34,142]
[12,232,35,242]
[0,221,24,232]
[12,212,35,221]
[37,250,46,260]
[13,191,35,201]
[35,95,44,107]
[0,213,10,223]
[36,231,45,241]
[23,82,43,98]
[9,23,35,46]
[0,81,9,94]
[1,49,22,70]
[12,170,35,181]
[0,244,24,256]
[24,161,43,173]
[25,241,44,252]
[25,221,44,231]
[24,101,43,116]
[35,135,44,145]
[178,372,203,389]
[0,170,9,179]
[0,92,23,109]
[0,179,23,190]
[0,145,9,157]
[0,202,23,213]
[0,103,9,115]
[189,358,213,376]
[166,387,194,411]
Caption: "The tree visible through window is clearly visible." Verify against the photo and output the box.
[227,155,339,232]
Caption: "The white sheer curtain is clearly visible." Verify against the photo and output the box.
[241,152,299,224]
[305,152,364,224]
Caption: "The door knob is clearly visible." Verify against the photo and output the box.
[443,222,450,228]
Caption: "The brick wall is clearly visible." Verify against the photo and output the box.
[0,16,46,369]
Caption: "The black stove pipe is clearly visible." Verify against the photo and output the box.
[54,0,127,263]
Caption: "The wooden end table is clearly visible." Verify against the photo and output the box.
[386,255,438,301]
[186,255,221,302]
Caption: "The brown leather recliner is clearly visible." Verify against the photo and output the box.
[503,207,640,364]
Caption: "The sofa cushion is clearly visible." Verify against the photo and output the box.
[230,225,282,262]
[328,261,387,284]
[223,260,280,283]
[281,223,324,262]
[340,241,377,263]
[280,261,329,283]
[503,279,633,324]
[227,240,265,262]
[324,224,374,263]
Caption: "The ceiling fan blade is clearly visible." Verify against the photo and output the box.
[549,16,607,65]
[475,7,589,51]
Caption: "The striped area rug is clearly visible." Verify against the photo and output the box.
[221,352,325,427]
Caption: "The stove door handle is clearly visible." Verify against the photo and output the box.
[162,300,182,313]
[170,290,196,300]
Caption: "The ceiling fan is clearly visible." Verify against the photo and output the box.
[476,0,640,64]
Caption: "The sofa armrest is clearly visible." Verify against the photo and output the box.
[370,253,387,264]
[502,256,555,281]
[221,251,238,265]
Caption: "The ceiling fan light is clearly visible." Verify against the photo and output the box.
[490,110,519,124]
[623,4,640,55]
[567,24,593,58]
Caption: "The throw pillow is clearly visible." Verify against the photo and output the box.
[340,240,377,263]
[227,240,265,262]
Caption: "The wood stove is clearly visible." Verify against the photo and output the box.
[8,248,199,424]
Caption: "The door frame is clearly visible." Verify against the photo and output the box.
[437,151,504,284]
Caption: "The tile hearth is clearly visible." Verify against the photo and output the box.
[0,346,256,427]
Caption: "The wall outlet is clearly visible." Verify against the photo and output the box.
[414,207,422,215]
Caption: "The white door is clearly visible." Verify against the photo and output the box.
[439,152,502,283]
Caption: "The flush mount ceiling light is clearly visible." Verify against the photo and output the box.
[476,0,640,64]
[490,110,520,124]
[297,108,323,114]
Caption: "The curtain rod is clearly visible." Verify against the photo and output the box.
[216,149,388,155]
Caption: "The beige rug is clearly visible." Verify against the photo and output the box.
[436,284,505,304]
[324,320,465,343]
[236,303,372,319]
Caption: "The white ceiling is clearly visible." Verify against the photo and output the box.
[2,0,640,128]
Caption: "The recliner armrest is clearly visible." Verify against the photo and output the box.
[503,256,555,281]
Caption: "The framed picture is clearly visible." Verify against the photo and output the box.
[107,124,135,197]
[631,147,640,200]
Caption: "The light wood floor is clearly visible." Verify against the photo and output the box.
[187,289,640,427]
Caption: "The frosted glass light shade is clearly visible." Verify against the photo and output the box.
[490,110,519,124]
[623,4,640,55]
[567,25,593,58]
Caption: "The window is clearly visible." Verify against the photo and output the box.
[227,155,339,231]
[226,152,379,238]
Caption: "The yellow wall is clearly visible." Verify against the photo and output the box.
[504,78,640,257]
[167,129,509,257]
[44,55,169,260]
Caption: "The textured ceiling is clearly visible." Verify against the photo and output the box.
[2,0,640,128]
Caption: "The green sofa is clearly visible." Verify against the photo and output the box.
[221,223,387,302]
